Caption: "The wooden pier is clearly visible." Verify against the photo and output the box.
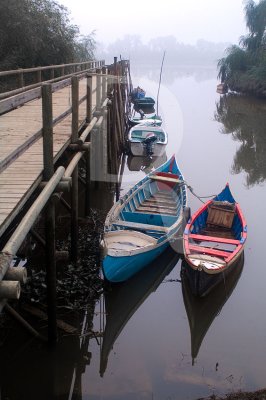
[0,58,131,341]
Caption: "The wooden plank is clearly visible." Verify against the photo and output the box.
[188,244,231,258]
[0,87,41,115]
[151,193,174,199]
[0,75,97,238]
[141,202,177,210]
[112,220,168,232]
[189,234,239,245]
[150,175,181,183]
[137,206,177,216]
[146,198,176,206]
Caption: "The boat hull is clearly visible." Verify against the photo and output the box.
[102,155,187,282]
[102,241,169,282]
[183,246,244,297]
[183,183,247,296]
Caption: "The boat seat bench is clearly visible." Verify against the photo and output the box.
[188,244,232,258]
[150,175,182,184]
[189,234,239,245]
[112,220,169,233]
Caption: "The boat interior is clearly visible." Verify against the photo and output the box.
[112,174,185,239]
[188,201,244,258]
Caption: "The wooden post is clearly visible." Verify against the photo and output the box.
[37,69,42,83]
[102,67,108,101]
[85,74,92,216]
[96,68,102,110]
[17,70,24,88]
[42,84,54,180]
[86,75,92,123]
[42,83,57,343]
[50,67,54,80]
[85,147,91,216]
[71,76,79,262]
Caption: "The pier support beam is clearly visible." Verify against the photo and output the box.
[70,76,79,262]
[42,83,57,343]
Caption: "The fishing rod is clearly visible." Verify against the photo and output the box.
[156,50,166,116]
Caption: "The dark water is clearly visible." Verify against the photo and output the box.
[1,64,266,399]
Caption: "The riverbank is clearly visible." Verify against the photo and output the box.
[198,388,266,400]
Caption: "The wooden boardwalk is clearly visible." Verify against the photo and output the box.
[0,76,96,237]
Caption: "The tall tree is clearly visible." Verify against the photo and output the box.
[0,0,95,69]
[217,0,266,96]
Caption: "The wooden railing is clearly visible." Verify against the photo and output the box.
[0,59,130,342]
[0,60,105,99]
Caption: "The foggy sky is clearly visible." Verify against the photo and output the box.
[59,0,247,45]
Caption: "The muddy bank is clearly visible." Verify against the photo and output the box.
[198,388,266,400]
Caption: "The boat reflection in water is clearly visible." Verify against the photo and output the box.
[181,252,244,365]
[127,152,167,173]
[100,247,180,376]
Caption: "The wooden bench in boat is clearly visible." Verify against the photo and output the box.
[139,202,177,211]
[112,220,169,233]
[188,244,232,258]
[147,197,177,206]
[150,175,182,184]
[189,234,239,245]
[137,206,177,216]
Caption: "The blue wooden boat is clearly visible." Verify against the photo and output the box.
[183,183,247,296]
[101,155,187,282]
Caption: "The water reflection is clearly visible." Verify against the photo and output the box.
[127,152,167,173]
[100,247,180,377]
[215,93,266,187]
[181,252,244,365]
[0,331,85,399]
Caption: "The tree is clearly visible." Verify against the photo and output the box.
[217,0,266,96]
[0,0,96,70]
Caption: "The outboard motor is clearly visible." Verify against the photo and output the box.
[143,132,157,157]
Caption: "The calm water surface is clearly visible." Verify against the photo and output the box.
[2,64,266,400]
[84,64,266,399]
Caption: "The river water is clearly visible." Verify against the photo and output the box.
[1,63,266,399]
[84,63,266,399]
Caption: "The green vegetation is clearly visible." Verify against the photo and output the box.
[217,0,266,97]
[0,0,96,70]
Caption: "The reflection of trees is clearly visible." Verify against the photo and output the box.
[215,93,266,187]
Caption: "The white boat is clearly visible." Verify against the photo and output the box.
[128,125,168,157]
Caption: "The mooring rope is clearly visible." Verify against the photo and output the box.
[184,181,217,204]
